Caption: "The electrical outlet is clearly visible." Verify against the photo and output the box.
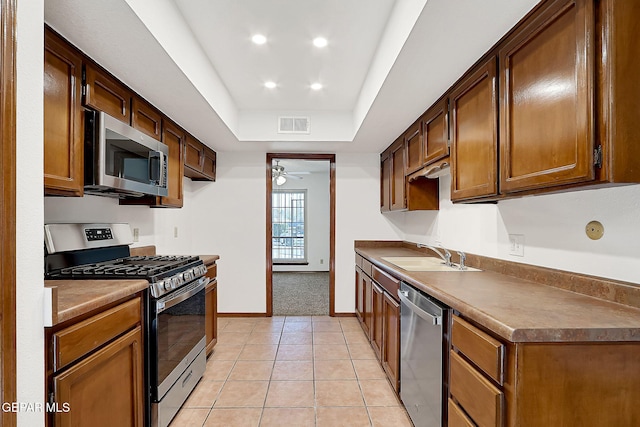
[174,227,178,238]
[132,228,139,242]
[320,259,324,264]
[509,234,525,257]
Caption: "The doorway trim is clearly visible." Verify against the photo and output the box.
[1,0,17,425]
[266,153,336,317]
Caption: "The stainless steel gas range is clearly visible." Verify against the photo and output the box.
[44,223,208,427]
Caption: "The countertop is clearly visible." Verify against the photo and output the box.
[356,245,640,343]
[200,255,220,266]
[44,279,148,327]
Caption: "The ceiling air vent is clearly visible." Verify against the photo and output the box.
[278,116,310,134]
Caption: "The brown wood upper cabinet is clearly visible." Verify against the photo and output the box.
[450,55,499,202]
[499,0,595,193]
[390,138,406,210]
[380,152,392,212]
[83,63,131,124]
[184,135,216,181]
[381,136,439,212]
[383,0,640,203]
[404,122,422,175]
[131,96,162,140]
[499,0,640,195]
[421,97,449,166]
[44,27,84,197]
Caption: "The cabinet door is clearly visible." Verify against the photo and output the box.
[404,122,422,174]
[184,136,203,172]
[390,139,406,211]
[362,274,373,339]
[205,264,218,356]
[380,153,391,212]
[131,96,162,140]
[53,326,144,427]
[84,63,131,123]
[355,267,364,323]
[44,28,84,196]
[499,0,595,193]
[159,119,185,207]
[450,56,499,201]
[382,292,400,392]
[201,146,217,181]
[371,283,384,360]
[422,97,449,166]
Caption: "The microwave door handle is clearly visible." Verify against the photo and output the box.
[156,151,167,187]
[148,150,161,184]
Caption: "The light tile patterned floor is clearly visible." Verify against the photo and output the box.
[169,316,413,427]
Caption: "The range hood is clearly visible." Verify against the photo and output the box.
[408,157,450,182]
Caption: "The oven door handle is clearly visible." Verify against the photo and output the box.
[157,276,209,313]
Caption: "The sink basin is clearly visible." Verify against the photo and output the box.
[381,256,481,272]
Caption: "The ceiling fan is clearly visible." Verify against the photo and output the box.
[272,160,307,185]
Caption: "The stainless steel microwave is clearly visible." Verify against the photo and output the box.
[84,110,168,198]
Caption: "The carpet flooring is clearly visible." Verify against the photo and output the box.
[272,272,329,316]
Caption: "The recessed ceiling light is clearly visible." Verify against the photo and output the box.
[313,37,328,48]
[264,81,277,89]
[252,34,267,45]
[310,83,323,91]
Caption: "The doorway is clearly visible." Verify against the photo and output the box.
[266,153,336,317]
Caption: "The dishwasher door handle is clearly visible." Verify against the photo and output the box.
[398,290,442,326]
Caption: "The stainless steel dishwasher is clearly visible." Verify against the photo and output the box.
[398,281,450,427]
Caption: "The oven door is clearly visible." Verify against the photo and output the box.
[150,276,208,401]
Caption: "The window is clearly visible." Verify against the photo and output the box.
[272,190,307,263]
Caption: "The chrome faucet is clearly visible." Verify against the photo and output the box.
[417,243,453,267]
[457,251,467,270]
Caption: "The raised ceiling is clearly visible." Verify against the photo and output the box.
[44,0,539,153]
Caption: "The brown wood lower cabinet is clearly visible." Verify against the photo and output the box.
[354,256,401,393]
[381,291,400,392]
[46,295,144,427]
[451,314,640,426]
[371,283,384,360]
[53,327,144,427]
[205,262,218,356]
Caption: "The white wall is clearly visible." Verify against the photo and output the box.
[389,175,640,285]
[16,0,45,424]
[46,152,400,316]
[273,168,330,273]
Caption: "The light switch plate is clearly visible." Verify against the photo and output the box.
[509,234,525,257]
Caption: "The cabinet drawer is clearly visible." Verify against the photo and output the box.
[372,266,399,301]
[361,259,373,278]
[53,297,141,371]
[448,398,475,427]
[452,315,504,384]
[450,350,503,427]
[206,263,217,279]
[355,254,363,269]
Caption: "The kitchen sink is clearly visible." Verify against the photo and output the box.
[381,256,481,272]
